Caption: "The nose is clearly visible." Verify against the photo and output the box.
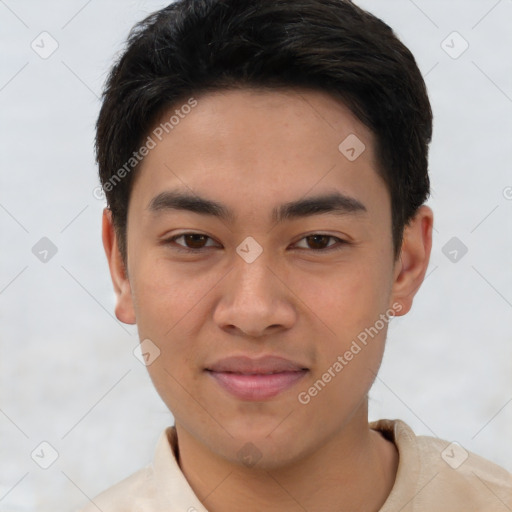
[213,253,297,338]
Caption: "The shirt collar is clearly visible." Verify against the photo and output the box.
[152,426,209,511]
[151,420,417,512]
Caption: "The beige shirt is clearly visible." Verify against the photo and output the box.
[80,419,512,511]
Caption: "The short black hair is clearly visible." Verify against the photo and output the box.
[96,0,432,262]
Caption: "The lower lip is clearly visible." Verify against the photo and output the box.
[207,370,308,401]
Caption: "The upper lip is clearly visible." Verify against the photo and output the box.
[205,355,308,374]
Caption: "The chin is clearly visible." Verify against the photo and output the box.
[210,423,314,471]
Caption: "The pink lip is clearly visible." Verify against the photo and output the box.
[206,355,308,374]
[205,355,309,401]
[207,370,308,401]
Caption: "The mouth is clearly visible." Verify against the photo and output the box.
[204,355,309,401]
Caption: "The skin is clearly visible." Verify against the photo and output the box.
[103,87,433,512]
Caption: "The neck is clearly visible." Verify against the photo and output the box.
[174,409,398,512]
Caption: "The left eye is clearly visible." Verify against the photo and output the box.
[294,234,343,251]
[164,233,347,253]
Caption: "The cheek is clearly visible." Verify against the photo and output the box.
[297,339,384,427]
[131,255,215,334]
[129,261,197,375]
[297,289,390,416]
[294,256,391,341]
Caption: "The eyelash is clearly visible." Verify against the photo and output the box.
[162,232,349,254]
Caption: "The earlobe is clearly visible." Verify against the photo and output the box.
[101,208,136,325]
[390,205,433,316]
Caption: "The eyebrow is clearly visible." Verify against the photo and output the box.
[147,189,367,224]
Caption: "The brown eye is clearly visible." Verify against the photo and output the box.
[164,232,347,254]
[294,234,346,251]
[181,234,209,249]
[164,233,219,252]
[305,235,332,250]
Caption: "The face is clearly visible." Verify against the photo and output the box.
[104,87,432,469]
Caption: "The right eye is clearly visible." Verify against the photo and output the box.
[162,232,222,253]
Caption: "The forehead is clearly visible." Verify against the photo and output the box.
[130,87,389,223]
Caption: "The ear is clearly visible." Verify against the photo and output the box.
[390,205,433,316]
[102,208,136,325]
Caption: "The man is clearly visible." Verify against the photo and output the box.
[82,0,512,510]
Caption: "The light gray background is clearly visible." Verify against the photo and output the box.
[0,1,511,510]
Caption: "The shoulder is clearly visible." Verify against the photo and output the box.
[79,426,207,512]
[416,430,512,508]
[80,464,159,512]
[371,419,512,512]
[79,427,173,511]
